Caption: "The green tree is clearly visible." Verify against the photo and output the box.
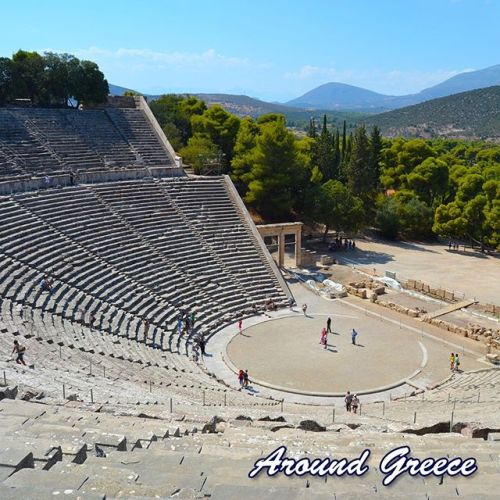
[310,180,365,240]
[406,157,449,205]
[243,119,300,218]
[230,116,260,194]
[191,105,240,169]
[375,197,401,239]
[179,133,219,174]
[345,125,374,202]
[311,115,336,181]
[0,57,13,105]
[43,52,80,106]
[72,60,108,107]
[11,50,46,104]
[369,126,383,188]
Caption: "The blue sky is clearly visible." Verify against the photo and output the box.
[2,0,499,101]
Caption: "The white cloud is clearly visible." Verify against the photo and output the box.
[70,47,249,68]
[284,65,476,95]
[46,46,251,70]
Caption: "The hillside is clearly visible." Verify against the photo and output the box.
[416,64,500,101]
[285,64,500,111]
[192,93,300,117]
[365,86,500,141]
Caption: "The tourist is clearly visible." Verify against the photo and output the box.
[345,391,352,412]
[192,344,199,363]
[288,297,295,310]
[302,303,308,316]
[40,275,52,293]
[199,337,206,357]
[454,353,460,372]
[326,317,332,333]
[190,311,196,327]
[352,240,356,250]
[352,394,360,414]
[238,369,245,388]
[351,329,358,345]
[243,369,250,388]
[144,319,150,343]
[177,315,183,334]
[450,353,455,371]
[12,340,26,366]
[238,318,243,334]
[320,327,327,349]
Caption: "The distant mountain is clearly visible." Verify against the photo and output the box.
[365,86,500,142]
[416,64,500,101]
[192,93,300,117]
[287,82,394,111]
[286,65,500,111]
[108,84,137,96]
[108,85,302,117]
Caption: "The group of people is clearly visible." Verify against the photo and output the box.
[238,369,250,389]
[177,309,196,335]
[345,391,360,413]
[448,241,462,251]
[318,318,359,349]
[329,237,356,252]
[264,297,278,311]
[449,352,461,371]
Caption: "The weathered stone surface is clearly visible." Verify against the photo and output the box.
[298,420,326,432]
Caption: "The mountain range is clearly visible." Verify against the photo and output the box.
[365,85,500,142]
[110,64,500,115]
[286,64,500,111]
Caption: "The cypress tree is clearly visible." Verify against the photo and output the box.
[346,125,375,213]
[369,126,383,189]
[341,120,347,158]
[333,129,341,178]
[307,117,317,138]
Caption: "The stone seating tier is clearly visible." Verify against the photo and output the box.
[0,107,176,180]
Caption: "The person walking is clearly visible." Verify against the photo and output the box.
[326,317,332,333]
[345,391,352,412]
[199,337,206,357]
[351,329,358,345]
[450,353,455,371]
[238,369,245,389]
[320,328,327,349]
[12,340,26,366]
[454,353,460,372]
[143,319,150,343]
[351,394,360,414]
[238,318,243,334]
[243,369,249,388]
[302,303,308,316]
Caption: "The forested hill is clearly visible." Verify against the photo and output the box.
[366,86,500,142]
